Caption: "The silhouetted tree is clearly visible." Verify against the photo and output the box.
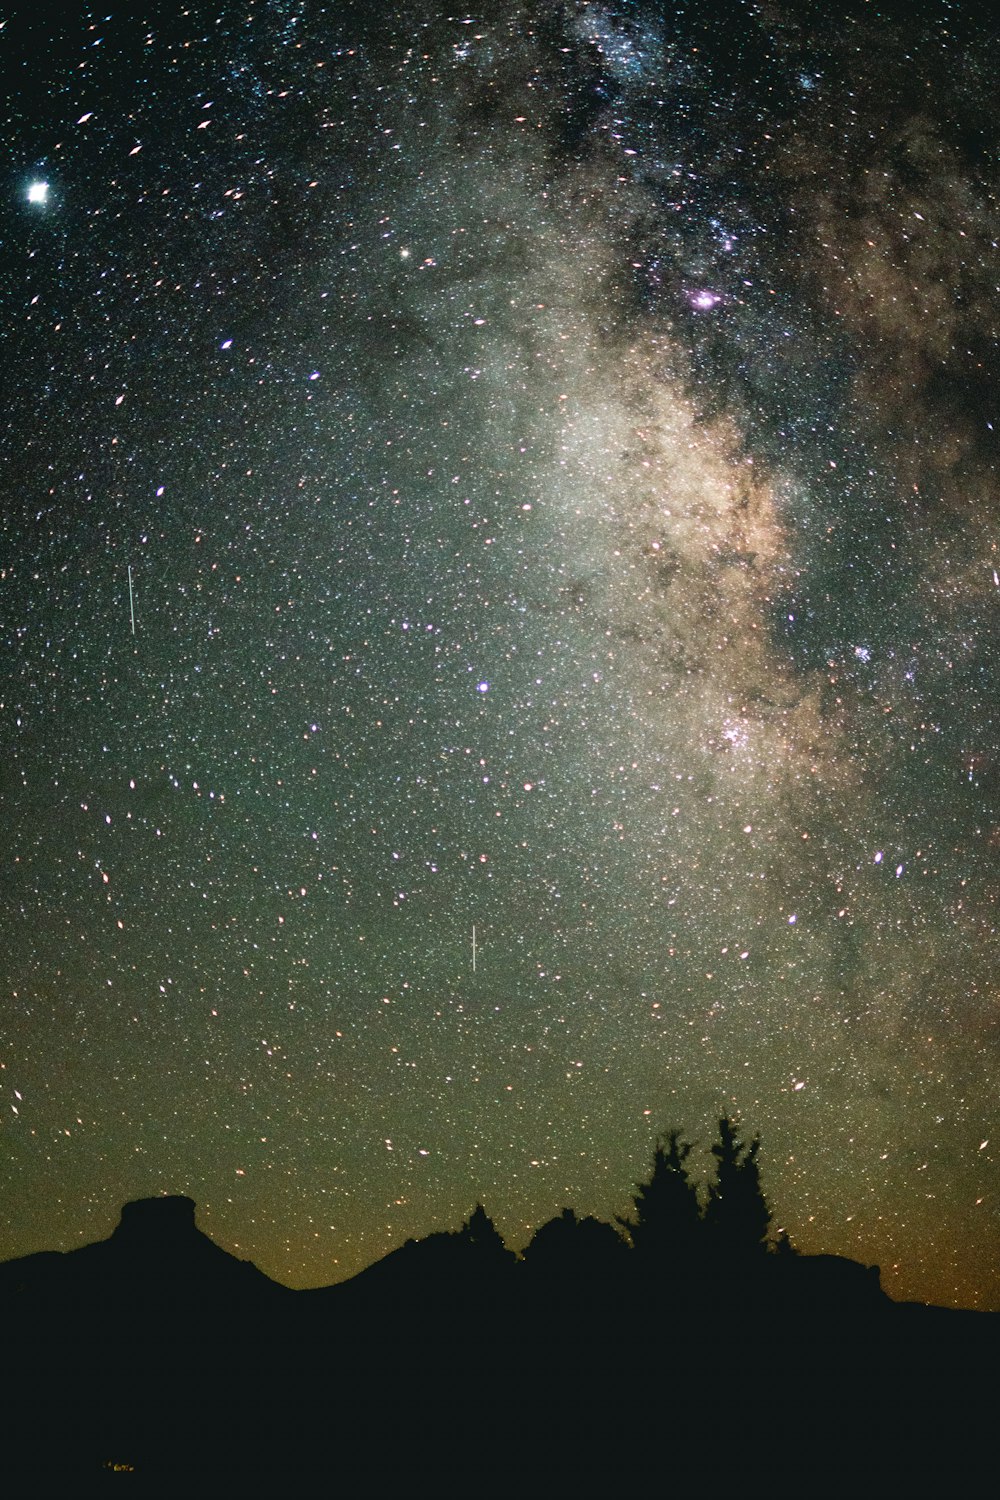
[617,1130,702,1267]
[522,1207,627,1277]
[458,1203,513,1266]
[704,1116,772,1258]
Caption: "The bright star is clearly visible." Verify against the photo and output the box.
[27,181,49,204]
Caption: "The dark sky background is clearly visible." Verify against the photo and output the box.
[2,0,998,1308]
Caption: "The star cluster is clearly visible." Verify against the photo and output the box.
[1,2,998,1306]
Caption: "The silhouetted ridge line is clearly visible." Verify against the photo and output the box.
[2,1127,998,1498]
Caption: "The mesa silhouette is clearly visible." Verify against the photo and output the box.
[2,1120,995,1497]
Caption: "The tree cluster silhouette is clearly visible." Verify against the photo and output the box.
[515,1115,776,1289]
[3,1115,995,1500]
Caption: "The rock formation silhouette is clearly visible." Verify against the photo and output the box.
[1,1164,996,1497]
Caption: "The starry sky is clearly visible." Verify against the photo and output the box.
[2,0,998,1308]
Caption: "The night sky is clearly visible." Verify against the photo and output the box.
[2,0,998,1309]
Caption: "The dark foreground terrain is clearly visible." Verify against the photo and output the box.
[1,1197,995,1496]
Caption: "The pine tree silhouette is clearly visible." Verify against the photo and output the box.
[703,1116,772,1258]
[617,1130,702,1267]
[458,1203,513,1265]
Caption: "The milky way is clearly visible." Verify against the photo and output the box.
[2,2,998,1306]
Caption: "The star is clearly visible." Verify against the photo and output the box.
[0,0,996,1320]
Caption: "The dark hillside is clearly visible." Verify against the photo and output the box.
[1,1194,997,1496]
